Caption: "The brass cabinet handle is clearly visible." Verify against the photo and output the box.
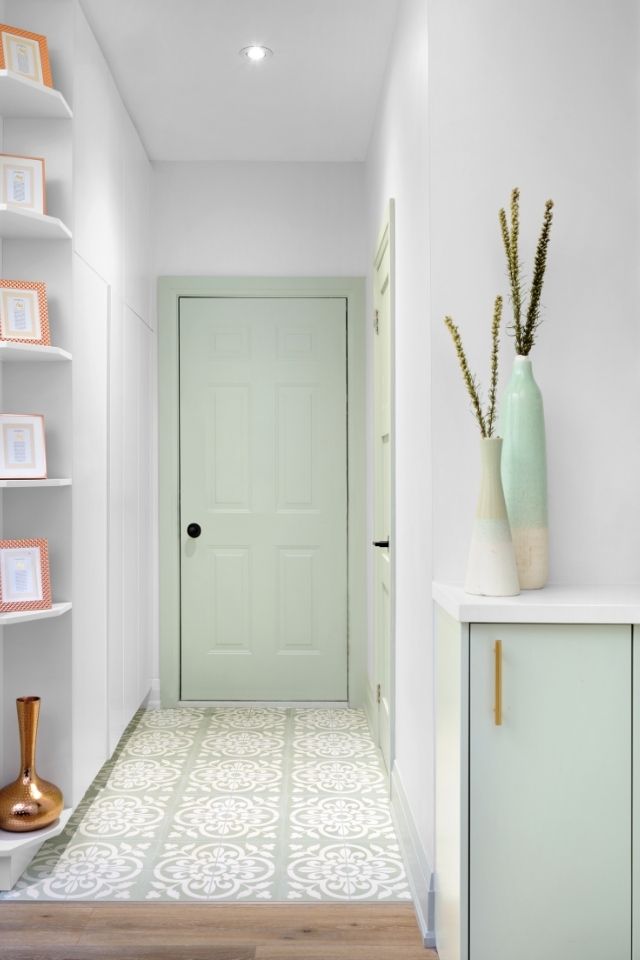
[494,640,503,726]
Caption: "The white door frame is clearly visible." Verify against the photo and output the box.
[368,201,396,771]
[158,276,366,707]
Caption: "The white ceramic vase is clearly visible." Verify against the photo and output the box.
[465,436,520,597]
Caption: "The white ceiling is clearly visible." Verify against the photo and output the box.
[80,0,400,163]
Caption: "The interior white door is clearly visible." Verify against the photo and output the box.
[179,296,348,701]
[373,207,393,771]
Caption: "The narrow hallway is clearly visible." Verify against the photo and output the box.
[2,709,410,903]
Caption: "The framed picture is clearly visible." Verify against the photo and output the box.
[0,154,46,214]
[0,414,47,479]
[0,280,50,345]
[0,538,52,613]
[0,24,52,87]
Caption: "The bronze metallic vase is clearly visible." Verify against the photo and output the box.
[0,696,63,832]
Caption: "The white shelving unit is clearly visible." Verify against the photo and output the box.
[0,602,72,628]
[0,343,71,363]
[0,56,75,888]
[0,207,72,241]
[0,479,71,487]
[0,808,73,890]
[0,71,73,119]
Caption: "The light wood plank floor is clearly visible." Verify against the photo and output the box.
[0,902,437,959]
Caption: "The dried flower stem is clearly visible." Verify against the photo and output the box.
[499,189,554,356]
[499,188,522,345]
[444,298,503,438]
[485,296,502,438]
[522,198,554,355]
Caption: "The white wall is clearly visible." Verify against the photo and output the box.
[154,162,366,278]
[430,0,640,586]
[365,0,433,899]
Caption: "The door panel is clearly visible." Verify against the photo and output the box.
[179,297,348,700]
[469,622,631,960]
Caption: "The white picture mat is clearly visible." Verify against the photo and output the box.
[0,546,43,603]
[0,288,42,340]
[0,156,44,212]
[0,414,46,478]
[2,32,43,84]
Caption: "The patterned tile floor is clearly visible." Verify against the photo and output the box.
[1,707,412,903]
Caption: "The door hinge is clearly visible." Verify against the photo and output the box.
[374,309,379,335]
[376,683,381,705]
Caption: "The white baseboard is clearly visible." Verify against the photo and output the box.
[391,765,435,949]
[143,678,161,709]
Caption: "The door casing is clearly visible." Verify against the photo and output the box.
[372,200,396,773]
[158,276,366,707]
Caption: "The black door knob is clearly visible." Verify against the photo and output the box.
[373,538,390,548]
[187,523,202,539]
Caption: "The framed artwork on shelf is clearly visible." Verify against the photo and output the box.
[0,24,52,87]
[0,414,47,479]
[0,280,50,345]
[0,538,52,613]
[0,153,46,214]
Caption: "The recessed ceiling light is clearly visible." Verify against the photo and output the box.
[240,45,273,62]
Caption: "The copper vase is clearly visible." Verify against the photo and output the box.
[0,696,63,832]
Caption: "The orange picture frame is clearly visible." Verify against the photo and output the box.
[0,280,51,346]
[0,538,52,613]
[0,24,52,87]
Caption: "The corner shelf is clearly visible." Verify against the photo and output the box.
[0,343,71,362]
[0,72,72,119]
[0,602,72,627]
[0,808,73,891]
[0,207,72,241]
[0,479,71,487]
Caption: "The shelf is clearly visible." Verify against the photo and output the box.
[0,479,71,487]
[433,581,640,624]
[0,808,73,891]
[0,601,72,627]
[0,206,72,241]
[0,71,72,119]
[0,342,71,362]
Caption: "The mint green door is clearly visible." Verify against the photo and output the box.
[179,297,348,700]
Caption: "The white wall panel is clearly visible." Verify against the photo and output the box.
[123,117,152,325]
[71,253,109,800]
[73,8,124,292]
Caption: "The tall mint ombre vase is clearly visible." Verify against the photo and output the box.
[465,437,520,596]
[500,355,548,589]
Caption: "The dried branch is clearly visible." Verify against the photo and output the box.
[485,296,503,437]
[444,301,504,439]
[443,316,487,437]
[499,189,554,356]
[522,198,554,355]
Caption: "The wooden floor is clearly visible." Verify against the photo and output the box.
[0,903,437,959]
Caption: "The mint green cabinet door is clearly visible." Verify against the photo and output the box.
[179,297,348,700]
[470,623,631,960]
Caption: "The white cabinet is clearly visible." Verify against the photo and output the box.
[434,585,639,960]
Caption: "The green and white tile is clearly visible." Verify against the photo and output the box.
[1,707,411,903]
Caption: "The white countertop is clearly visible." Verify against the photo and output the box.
[433,582,640,624]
